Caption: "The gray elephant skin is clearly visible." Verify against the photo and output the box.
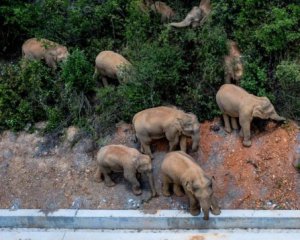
[94,144,157,197]
[161,151,221,220]
[132,106,200,158]
[22,38,69,70]
[216,84,286,147]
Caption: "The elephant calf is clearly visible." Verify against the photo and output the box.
[133,106,200,158]
[161,151,221,220]
[94,144,157,197]
[22,38,69,70]
[224,40,244,84]
[216,84,286,147]
[93,50,132,87]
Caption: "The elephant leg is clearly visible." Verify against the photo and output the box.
[231,117,239,130]
[239,129,244,137]
[173,184,184,197]
[179,135,187,152]
[162,174,172,197]
[185,190,200,216]
[141,142,153,159]
[102,77,109,87]
[94,165,103,183]
[239,117,252,147]
[100,166,115,187]
[223,114,232,133]
[124,168,142,195]
[210,195,221,215]
[166,133,179,151]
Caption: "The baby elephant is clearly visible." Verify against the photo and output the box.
[216,84,286,147]
[93,50,132,87]
[94,145,157,197]
[22,38,69,70]
[161,151,221,220]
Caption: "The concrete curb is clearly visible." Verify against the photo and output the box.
[0,209,299,230]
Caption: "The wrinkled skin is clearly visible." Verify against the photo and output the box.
[150,1,175,22]
[93,51,132,87]
[133,106,200,158]
[161,151,221,220]
[169,0,211,28]
[216,84,286,147]
[94,145,157,197]
[22,38,69,70]
[224,40,244,84]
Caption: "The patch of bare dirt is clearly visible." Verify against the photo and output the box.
[0,119,299,211]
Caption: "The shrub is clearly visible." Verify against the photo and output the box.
[276,60,300,120]
[0,60,52,131]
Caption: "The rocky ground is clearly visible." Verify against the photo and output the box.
[0,119,299,212]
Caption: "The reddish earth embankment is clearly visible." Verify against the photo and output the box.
[0,119,299,211]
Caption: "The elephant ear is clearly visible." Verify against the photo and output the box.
[177,114,194,131]
[252,97,271,119]
[184,180,194,193]
[48,49,58,62]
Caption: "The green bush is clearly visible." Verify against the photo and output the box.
[0,60,52,131]
[1,0,300,135]
[276,60,300,121]
[0,49,96,132]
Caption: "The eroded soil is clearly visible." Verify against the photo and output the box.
[0,119,299,212]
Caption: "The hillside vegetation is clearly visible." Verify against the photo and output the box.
[0,0,299,135]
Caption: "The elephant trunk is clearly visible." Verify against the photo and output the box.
[191,131,200,152]
[270,112,286,122]
[199,199,210,221]
[147,172,157,197]
[210,195,221,215]
[169,19,191,28]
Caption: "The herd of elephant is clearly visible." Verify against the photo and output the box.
[20,0,286,221]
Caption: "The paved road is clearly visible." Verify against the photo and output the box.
[1,228,300,240]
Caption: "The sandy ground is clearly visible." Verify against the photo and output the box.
[0,119,299,212]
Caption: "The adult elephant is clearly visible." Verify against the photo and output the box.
[216,84,286,147]
[132,106,200,158]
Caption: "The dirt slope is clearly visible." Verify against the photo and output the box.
[0,119,299,211]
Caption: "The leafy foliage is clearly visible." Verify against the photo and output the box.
[0,0,299,133]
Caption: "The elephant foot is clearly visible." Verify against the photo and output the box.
[210,207,221,215]
[162,189,171,197]
[151,191,158,198]
[224,127,232,133]
[132,186,142,195]
[173,186,184,197]
[104,180,116,187]
[243,139,252,147]
[94,177,103,183]
[190,207,200,216]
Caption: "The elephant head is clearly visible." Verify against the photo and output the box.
[136,154,157,197]
[51,46,69,62]
[169,6,201,28]
[185,177,221,220]
[178,113,200,151]
[252,97,286,122]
